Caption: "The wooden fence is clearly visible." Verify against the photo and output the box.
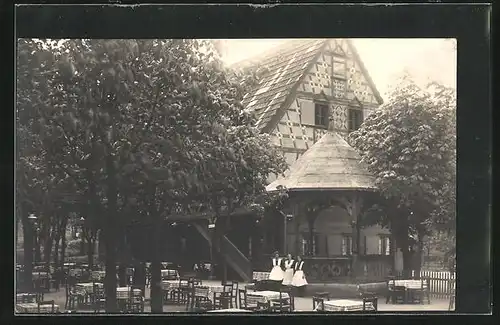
[412,270,456,299]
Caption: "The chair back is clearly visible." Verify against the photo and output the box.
[223,282,233,294]
[422,277,430,290]
[238,289,247,309]
[449,278,455,292]
[37,300,55,313]
[361,293,378,311]
[312,296,325,311]
[276,286,293,311]
[93,283,104,297]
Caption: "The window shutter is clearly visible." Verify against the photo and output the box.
[378,237,382,255]
[300,99,315,125]
[348,237,353,255]
[341,237,346,256]
[385,238,391,255]
[301,239,307,256]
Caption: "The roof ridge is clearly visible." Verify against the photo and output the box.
[232,39,326,69]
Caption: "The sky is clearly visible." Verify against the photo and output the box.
[219,39,457,101]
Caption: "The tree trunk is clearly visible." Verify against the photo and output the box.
[118,264,127,286]
[22,215,34,292]
[44,236,53,266]
[87,233,95,269]
[34,234,41,264]
[60,230,67,267]
[104,222,118,312]
[132,261,146,293]
[150,216,163,313]
[53,235,60,266]
[80,228,86,256]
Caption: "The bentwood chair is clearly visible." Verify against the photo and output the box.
[312,296,326,311]
[361,292,378,312]
[213,291,232,310]
[448,279,455,311]
[269,286,294,312]
[91,283,106,313]
[222,281,236,308]
[37,300,56,313]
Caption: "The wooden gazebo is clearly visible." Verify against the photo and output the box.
[265,131,392,282]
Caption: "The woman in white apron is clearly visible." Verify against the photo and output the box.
[269,251,284,282]
[281,254,295,286]
[292,255,308,296]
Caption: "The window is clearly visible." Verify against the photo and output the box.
[315,103,329,128]
[341,235,353,256]
[348,108,363,132]
[378,235,391,256]
[301,233,319,256]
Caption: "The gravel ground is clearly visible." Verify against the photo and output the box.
[18,281,452,314]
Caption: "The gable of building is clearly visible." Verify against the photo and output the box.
[239,39,328,132]
[264,39,383,169]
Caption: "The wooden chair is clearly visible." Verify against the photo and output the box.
[230,281,239,309]
[222,281,236,308]
[361,292,378,312]
[125,286,144,313]
[448,279,455,311]
[37,300,56,313]
[422,277,431,304]
[239,288,260,311]
[145,267,151,288]
[92,283,106,313]
[392,286,407,304]
[386,278,406,304]
[170,277,191,305]
[189,286,212,311]
[312,296,325,311]
[213,291,232,310]
[269,286,294,312]
[65,279,83,310]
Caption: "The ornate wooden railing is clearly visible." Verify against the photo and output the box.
[303,257,352,282]
[303,255,393,283]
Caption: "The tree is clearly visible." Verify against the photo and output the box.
[18,38,288,312]
[348,73,456,275]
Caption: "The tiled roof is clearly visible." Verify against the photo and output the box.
[238,39,328,130]
[266,132,376,192]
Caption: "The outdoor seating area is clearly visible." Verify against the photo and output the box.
[385,276,431,305]
[15,38,460,315]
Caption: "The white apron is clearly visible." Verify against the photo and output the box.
[292,261,308,287]
[269,258,284,281]
[281,259,294,286]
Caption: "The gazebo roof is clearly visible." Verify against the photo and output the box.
[266,132,377,192]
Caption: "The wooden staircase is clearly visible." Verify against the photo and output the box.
[192,222,252,282]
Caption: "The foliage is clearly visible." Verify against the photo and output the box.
[348,73,456,242]
[17,38,287,311]
[66,239,82,256]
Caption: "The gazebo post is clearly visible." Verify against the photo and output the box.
[293,202,303,256]
[332,193,364,280]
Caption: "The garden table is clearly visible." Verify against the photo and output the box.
[315,299,374,312]
[246,290,289,305]
[16,302,60,313]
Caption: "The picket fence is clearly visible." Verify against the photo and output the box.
[412,270,456,299]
